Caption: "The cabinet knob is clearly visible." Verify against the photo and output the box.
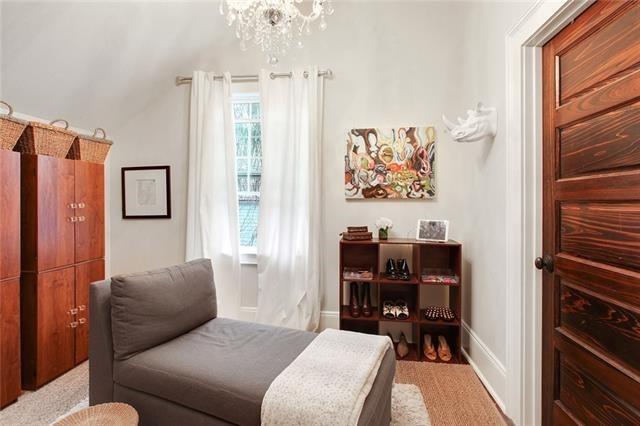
[77,216,86,222]
[69,216,78,223]
[78,305,86,311]
[78,318,87,325]
[69,308,78,315]
[69,321,78,328]
[68,203,78,209]
[78,202,86,209]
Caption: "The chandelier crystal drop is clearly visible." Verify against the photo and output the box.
[220,0,334,65]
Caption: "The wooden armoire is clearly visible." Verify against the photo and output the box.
[0,150,22,408]
[21,154,105,389]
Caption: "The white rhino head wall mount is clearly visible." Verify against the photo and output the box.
[442,102,497,143]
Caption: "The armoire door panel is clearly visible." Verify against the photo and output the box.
[0,150,21,280]
[74,259,104,364]
[0,278,21,408]
[36,267,75,387]
[74,161,104,263]
[21,155,76,272]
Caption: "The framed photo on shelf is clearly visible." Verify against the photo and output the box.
[122,166,171,219]
[416,219,449,242]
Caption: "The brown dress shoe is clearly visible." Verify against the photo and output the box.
[349,282,361,318]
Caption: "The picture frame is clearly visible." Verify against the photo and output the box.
[416,219,449,242]
[122,166,171,219]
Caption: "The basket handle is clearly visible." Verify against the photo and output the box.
[0,101,13,116]
[49,119,69,129]
[93,128,107,139]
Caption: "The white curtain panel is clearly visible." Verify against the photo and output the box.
[185,71,241,319]
[255,66,324,331]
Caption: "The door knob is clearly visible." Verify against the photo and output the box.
[535,255,554,273]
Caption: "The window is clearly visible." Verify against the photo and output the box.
[233,95,261,248]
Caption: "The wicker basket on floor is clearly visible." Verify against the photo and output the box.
[0,101,28,151]
[15,119,77,158]
[67,127,113,163]
[54,402,138,426]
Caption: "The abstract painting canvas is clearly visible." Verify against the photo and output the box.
[345,127,436,199]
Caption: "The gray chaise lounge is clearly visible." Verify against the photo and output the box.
[90,259,395,425]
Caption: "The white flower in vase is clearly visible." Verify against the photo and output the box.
[375,217,393,240]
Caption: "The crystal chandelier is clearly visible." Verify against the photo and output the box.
[220,0,334,65]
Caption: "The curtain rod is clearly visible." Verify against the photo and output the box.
[175,69,333,86]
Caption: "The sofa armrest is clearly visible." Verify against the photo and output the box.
[90,280,114,405]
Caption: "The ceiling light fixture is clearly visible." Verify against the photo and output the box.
[220,0,334,65]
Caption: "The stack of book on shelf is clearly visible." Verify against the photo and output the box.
[421,268,459,285]
[341,226,373,241]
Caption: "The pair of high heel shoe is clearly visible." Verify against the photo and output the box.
[349,282,372,318]
[385,259,410,281]
[423,334,452,362]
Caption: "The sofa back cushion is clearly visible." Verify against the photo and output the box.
[110,258,217,360]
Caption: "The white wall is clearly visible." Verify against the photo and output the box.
[1,0,531,411]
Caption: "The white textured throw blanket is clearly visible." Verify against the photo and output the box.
[261,328,392,426]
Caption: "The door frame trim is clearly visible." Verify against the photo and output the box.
[504,1,594,424]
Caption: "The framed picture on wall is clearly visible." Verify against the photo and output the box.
[122,166,171,219]
[416,219,449,242]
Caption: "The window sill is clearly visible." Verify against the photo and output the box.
[240,247,257,265]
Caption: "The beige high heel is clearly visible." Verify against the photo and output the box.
[423,334,437,361]
[437,335,452,362]
[397,332,410,359]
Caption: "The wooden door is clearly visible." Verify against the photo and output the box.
[0,278,21,408]
[74,161,104,263]
[74,259,104,364]
[21,155,76,272]
[0,150,20,280]
[542,2,640,424]
[29,268,75,388]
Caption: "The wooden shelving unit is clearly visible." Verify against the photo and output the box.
[339,237,463,363]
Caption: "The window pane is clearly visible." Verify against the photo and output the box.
[251,158,261,173]
[237,158,248,173]
[235,124,248,156]
[251,122,261,139]
[251,102,260,119]
[251,137,262,157]
[238,198,259,247]
[250,175,261,192]
[234,103,250,120]
[237,175,248,192]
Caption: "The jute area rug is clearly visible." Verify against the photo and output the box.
[396,361,506,426]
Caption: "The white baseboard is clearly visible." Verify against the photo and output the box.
[239,307,340,330]
[461,320,507,413]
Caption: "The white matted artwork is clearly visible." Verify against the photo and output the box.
[416,219,449,242]
[122,166,171,219]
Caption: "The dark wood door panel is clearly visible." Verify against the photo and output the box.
[560,282,639,375]
[74,259,104,364]
[556,170,640,201]
[0,278,21,408]
[36,267,75,387]
[559,100,640,178]
[556,70,640,127]
[560,202,640,270]
[559,357,640,425]
[0,150,21,281]
[559,2,640,104]
[74,162,104,263]
[556,253,640,307]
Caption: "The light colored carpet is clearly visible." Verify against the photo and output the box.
[0,362,89,426]
[395,361,506,426]
[2,360,504,426]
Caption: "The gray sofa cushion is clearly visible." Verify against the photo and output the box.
[110,258,217,360]
[113,318,316,425]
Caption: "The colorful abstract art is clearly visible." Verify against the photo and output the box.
[345,127,436,199]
